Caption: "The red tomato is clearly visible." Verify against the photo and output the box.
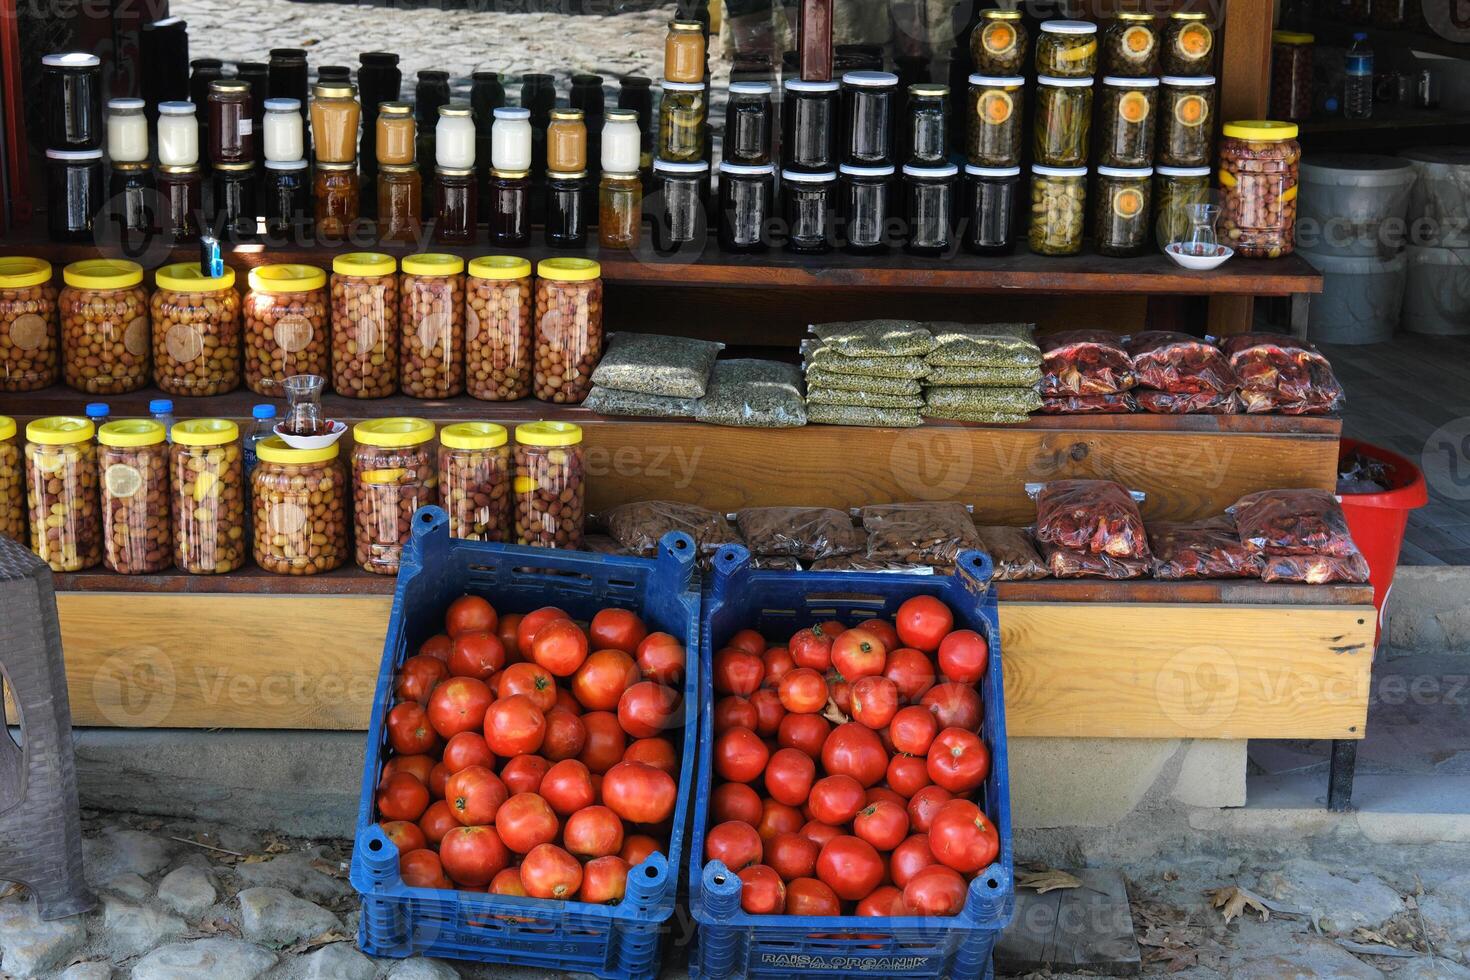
[387,702,441,756]
[541,706,587,761]
[624,737,678,775]
[418,633,452,663]
[497,662,558,712]
[428,762,448,800]
[867,786,907,809]
[789,627,834,672]
[438,825,509,887]
[490,867,528,898]
[903,865,968,916]
[808,774,867,825]
[890,833,938,887]
[895,596,954,653]
[634,633,687,686]
[603,761,677,824]
[555,688,581,715]
[821,723,888,787]
[928,800,1000,873]
[572,649,640,711]
[589,608,648,655]
[883,648,937,703]
[856,618,901,653]
[394,654,449,705]
[582,855,631,904]
[380,820,428,855]
[777,714,831,758]
[816,836,884,901]
[857,885,905,916]
[497,613,523,663]
[818,620,847,638]
[766,832,819,881]
[621,834,661,867]
[761,646,796,686]
[853,800,909,851]
[418,800,459,846]
[578,711,628,774]
[728,628,767,657]
[890,705,939,756]
[764,747,817,807]
[921,682,983,732]
[712,783,764,825]
[520,843,582,900]
[785,877,841,916]
[714,696,757,733]
[445,765,508,826]
[927,729,991,794]
[937,629,989,685]
[516,606,571,656]
[426,677,492,740]
[831,628,888,681]
[713,648,765,697]
[484,694,547,757]
[738,864,786,914]
[749,689,785,737]
[539,759,596,816]
[778,668,828,714]
[886,753,932,798]
[530,619,590,677]
[380,754,435,788]
[800,820,843,850]
[500,754,550,795]
[714,727,770,783]
[564,805,625,858]
[400,848,451,889]
[448,631,506,680]
[446,595,497,636]
[829,678,853,715]
[442,732,494,774]
[907,785,955,833]
[850,676,899,730]
[494,792,560,853]
[617,681,681,739]
[705,820,763,870]
[757,799,804,841]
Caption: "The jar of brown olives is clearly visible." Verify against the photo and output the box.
[171,418,246,575]
[971,10,1028,76]
[514,421,584,550]
[966,75,1024,169]
[1103,13,1159,77]
[60,259,151,395]
[1158,76,1217,168]
[1036,20,1099,79]
[1219,120,1300,259]
[1097,77,1158,169]
[1163,12,1215,76]
[1094,166,1153,258]
[24,416,101,571]
[252,437,348,575]
[151,262,241,396]
[352,417,439,574]
[0,257,59,392]
[439,421,511,542]
[0,416,22,543]
[97,419,172,574]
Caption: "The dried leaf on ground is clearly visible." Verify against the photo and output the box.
[310,858,349,880]
[262,836,290,854]
[286,929,351,954]
[1017,869,1082,894]
[1336,939,1418,959]
[194,916,242,938]
[1207,885,1271,925]
[1162,869,1179,881]
[0,883,26,901]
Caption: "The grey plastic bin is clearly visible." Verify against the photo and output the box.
[1298,154,1417,258]
[1301,249,1407,345]
[1403,245,1470,336]
[1401,146,1470,247]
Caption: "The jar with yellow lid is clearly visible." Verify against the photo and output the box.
[171,418,246,574]
[24,416,101,571]
[0,416,24,543]
[151,263,241,396]
[97,419,172,574]
[1162,12,1214,76]
[351,417,439,574]
[1270,32,1314,122]
[1219,120,1301,259]
[514,421,584,550]
[252,436,348,575]
[440,422,511,541]
[971,10,1028,77]
[243,264,329,396]
[0,257,58,392]
[534,258,602,404]
[400,253,466,399]
[1103,13,1159,77]
[311,81,361,165]
[59,259,150,395]
[330,252,399,399]
[665,20,706,84]
[466,256,533,401]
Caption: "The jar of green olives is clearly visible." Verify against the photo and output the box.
[1158,76,1216,168]
[1162,12,1215,76]
[1035,76,1092,169]
[1036,20,1099,78]
[966,74,1024,168]
[1094,166,1153,257]
[1029,164,1087,257]
[971,10,1028,76]
[1103,13,1159,77]
[1154,165,1212,250]
[1097,77,1157,169]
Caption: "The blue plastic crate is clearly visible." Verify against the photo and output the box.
[689,546,1014,980]
[349,506,702,980]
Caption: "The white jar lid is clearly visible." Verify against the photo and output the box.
[1162,75,1217,87]
[1037,76,1094,87]
[46,148,104,161]
[263,98,301,112]
[839,163,896,178]
[1098,165,1154,178]
[784,78,839,93]
[108,97,145,111]
[653,158,711,174]
[729,81,773,95]
[1033,164,1088,177]
[1041,20,1098,34]
[720,161,776,176]
[1102,76,1161,88]
[1156,165,1211,177]
[903,162,959,178]
[158,101,196,116]
[662,79,707,92]
[966,164,1022,178]
[264,159,310,171]
[494,106,531,119]
[969,74,1026,87]
[842,71,899,88]
[781,169,837,182]
[43,52,100,68]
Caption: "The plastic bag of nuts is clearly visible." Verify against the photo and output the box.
[734,505,865,561]
[974,524,1049,580]
[438,422,512,542]
[330,252,400,400]
[534,258,603,404]
[59,259,151,394]
[244,264,329,397]
[0,257,60,392]
[251,437,349,575]
[98,420,172,574]
[23,416,102,572]
[0,416,27,543]
[603,500,738,557]
[151,262,242,396]
[352,417,439,575]
[514,421,585,549]
[466,256,534,401]
[171,418,247,574]
[861,501,982,564]
[400,253,466,399]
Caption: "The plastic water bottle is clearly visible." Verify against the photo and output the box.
[244,404,277,475]
[84,402,110,431]
[1346,33,1374,119]
[149,398,175,441]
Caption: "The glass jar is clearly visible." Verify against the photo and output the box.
[600,171,643,250]
[252,437,348,575]
[157,101,200,168]
[840,164,895,253]
[725,82,772,165]
[972,10,1028,77]
[97,419,171,574]
[841,71,898,167]
[107,97,149,164]
[1097,77,1159,169]
[171,418,246,574]
[1373,0,1408,27]
[603,108,642,172]
[314,163,360,240]
[45,149,104,243]
[546,171,591,250]
[466,256,533,401]
[351,417,439,574]
[1270,32,1315,122]
[151,263,241,396]
[331,252,399,399]
[1155,165,1213,250]
[377,165,422,244]
[1035,77,1093,169]
[534,258,603,403]
[658,82,707,164]
[433,168,478,245]
[719,161,775,253]
[400,253,466,399]
[492,106,533,172]
[665,19,706,84]
[652,158,710,250]
[1029,165,1088,256]
[548,108,588,173]
[902,163,957,255]
[782,169,837,253]
[243,264,329,396]
[262,159,310,237]
[905,84,948,167]
[1094,165,1153,257]
[1104,13,1159,77]
[157,165,202,242]
[107,164,157,237]
[1158,76,1217,168]
[435,102,476,171]
[269,48,310,111]
[24,417,101,572]
[440,422,512,542]
[782,79,839,174]
[1163,13,1215,76]
[1037,21,1099,79]
[377,103,417,166]
[42,53,104,150]
[208,80,255,166]
[514,421,584,550]
[0,257,59,392]
[967,75,1024,168]
[60,260,150,394]
[212,163,259,239]
[310,82,360,165]
[1219,120,1301,259]
[490,169,532,246]
[0,417,21,543]
[963,164,1021,256]
[263,98,305,163]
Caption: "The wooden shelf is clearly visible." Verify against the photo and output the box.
[1303,18,1470,61]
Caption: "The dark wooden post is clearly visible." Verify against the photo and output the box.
[800,0,834,81]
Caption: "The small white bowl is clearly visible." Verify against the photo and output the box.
[274,419,347,450]
[1165,242,1234,271]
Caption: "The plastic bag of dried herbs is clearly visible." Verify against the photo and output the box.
[583,385,699,419]
[805,344,931,380]
[807,387,926,409]
[809,404,924,427]
[924,385,1042,417]
[590,332,725,398]
[925,322,1041,368]
[804,369,924,397]
[735,506,866,560]
[810,319,938,357]
[861,501,982,563]
[925,363,1042,387]
[974,525,1049,581]
[694,359,808,428]
[603,500,740,557]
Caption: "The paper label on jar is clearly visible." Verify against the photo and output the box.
[356,316,384,354]
[465,305,480,343]
[267,501,308,536]
[7,313,47,351]
[417,312,450,352]
[274,314,315,354]
[165,323,205,364]
[239,118,254,137]
[124,316,150,357]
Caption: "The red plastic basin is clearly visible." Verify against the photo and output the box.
[1337,438,1429,643]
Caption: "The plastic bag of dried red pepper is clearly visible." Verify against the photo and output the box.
[1217,333,1345,415]
[974,525,1049,581]
[1229,488,1359,558]
[1039,329,1138,396]
[1039,392,1138,414]
[1135,389,1242,414]
[1148,517,1264,580]
[1031,479,1152,560]
[1260,551,1370,584]
[1038,538,1150,579]
[1125,331,1239,395]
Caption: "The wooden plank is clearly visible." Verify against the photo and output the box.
[997,869,1141,978]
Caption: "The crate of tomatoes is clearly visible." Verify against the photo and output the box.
[690,546,1013,980]
[349,506,701,980]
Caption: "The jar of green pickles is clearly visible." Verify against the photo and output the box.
[1162,12,1214,76]
[1036,20,1098,79]
[1154,165,1212,250]
[1103,13,1159,77]
[1158,76,1216,168]
[658,80,706,163]
[1034,76,1092,169]
[966,75,1024,169]
[1094,166,1153,257]
[1029,165,1087,257]
[971,10,1028,76]
[1097,77,1158,169]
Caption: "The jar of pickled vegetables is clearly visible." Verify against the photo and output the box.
[1094,166,1153,257]
[243,264,329,397]
[1029,165,1087,256]
[1036,20,1099,79]
[24,416,100,571]
[252,436,348,575]
[171,418,246,575]
[1219,120,1301,259]
[60,259,150,395]
[1103,13,1159,77]
[1154,165,1213,250]
[0,416,25,543]
[97,419,171,574]
[1158,76,1216,168]
[1097,77,1158,169]
[351,417,439,575]
[1270,32,1315,122]
[658,81,707,163]
[466,256,533,401]
[966,75,1024,169]
[330,252,399,399]
[1034,77,1092,169]
[514,421,583,550]
[0,257,58,392]
[440,421,511,542]
[1163,12,1214,76]
[151,263,241,397]
[534,258,603,404]
[400,253,466,400]
[971,10,1028,76]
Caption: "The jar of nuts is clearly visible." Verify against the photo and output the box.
[352,417,439,575]
[514,421,584,550]
[400,253,466,399]
[252,436,348,575]
[440,421,511,541]
[330,252,399,399]
[0,416,24,543]
[0,257,59,392]
[534,258,603,404]
[1219,120,1301,259]
[23,416,101,571]
[171,418,246,574]
[97,419,172,574]
[466,255,533,401]
[151,262,242,396]
[59,259,150,394]
[244,264,329,397]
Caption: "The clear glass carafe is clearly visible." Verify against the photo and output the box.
[1181,202,1221,256]
[282,374,327,436]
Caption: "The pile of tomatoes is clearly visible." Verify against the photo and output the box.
[705,595,1000,919]
[376,594,687,905]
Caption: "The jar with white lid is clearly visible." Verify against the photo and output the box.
[107,98,149,163]
[1097,77,1159,169]
[491,106,532,171]
[1036,20,1100,78]
[262,98,304,162]
[602,108,641,173]
[1093,165,1153,257]
[436,103,475,170]
[156,101,200,167]
[1029,164,1088,256]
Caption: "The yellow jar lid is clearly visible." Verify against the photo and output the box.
[256,435,339,464]
[1171,10,1208,18]
[155,262,236,292]
[172,418,240,446]
[1223,119,1299,141]
[0,416,15,441]
[1117,11,1155,19]
[442,421,508,450]
[334,252,398,277]
[982,8,1022,17]
[1272,30,1315,44]
[0,257,53,289]
[248,263,327,293]
[515,421,583,447]
[468,256,532,281]
[63,259,144,290]
[354,417,435,448]
[26,416,94,445]
[98,419,166,447]
[402,253,466,277]
[537,258,601,282]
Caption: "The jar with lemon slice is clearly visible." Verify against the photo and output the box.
[971,10,1028,77]
[1104,13,1159,77]
[351,418,439,574]
[1036,20,1099,79]
[1035,77,1093,169]
[1219,120,1301,259]
[98,419,172,574]
[514,421,584,550]
[1094,166,1154,257]
[0,257,59,392]
[1158,76,1216,168]
[251,436,348,575]
[171,418,246,574]
[0,416,24,543]
[24,416,101,572]
[1029,165,1088,256]
[1098,77,1158,169]
[243,264,329,397]
[466,256,534,401]
[59,259,150,395]
[400,253,467,400]
[966,75,1024,169]
[439,422,511,541]
[330,252,399,399]
[151,263,242,397]
[1162,12,1214,76]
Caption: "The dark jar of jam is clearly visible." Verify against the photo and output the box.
[780,169,837,253]
[208,79,256,166]
[962,164,1021,255]
[377,165,422,244]
[545,170,590,250]
[46,148,104,242]
[158,165,203,241]
[42,53,104,150]
[841,70,899,167]
[313,163,359,241]
[433,167,478,245]
[262,159,310,238]
[839,163,896,254]
[211,162,259,239]
[651,158,710,252]
[902,162,958,255]
[599,171,642,250]
[905,83,949,167]
[489,169,531,247]
[106,162,158,236]
[724,81,773,166]
[718,161,774,253]
[782,79,839,174]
